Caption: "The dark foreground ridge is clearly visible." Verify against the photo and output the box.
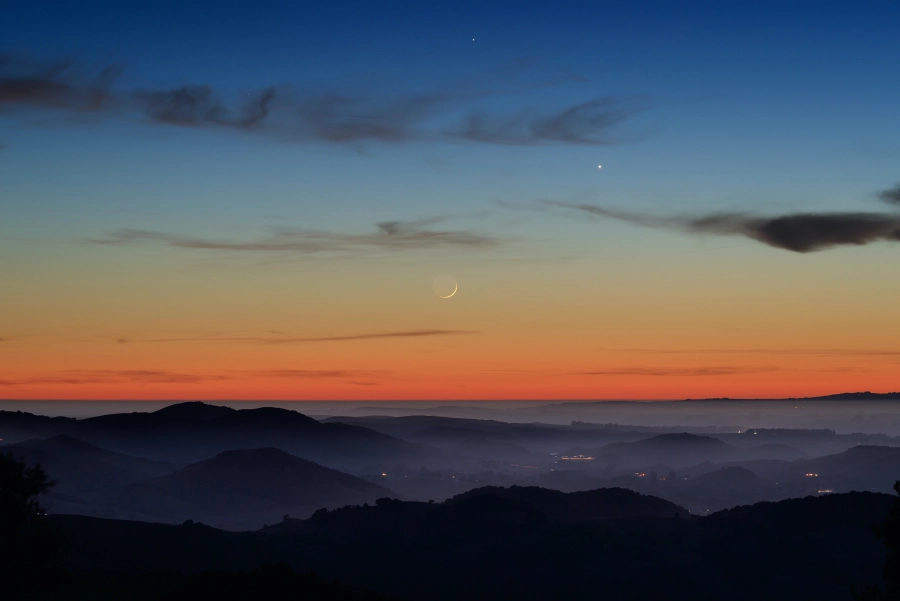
[52,487,893,601]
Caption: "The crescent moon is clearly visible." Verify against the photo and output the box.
[438,282,458,299]
[433,275,458,299]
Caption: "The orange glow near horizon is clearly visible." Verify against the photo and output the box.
[3,232,900,401]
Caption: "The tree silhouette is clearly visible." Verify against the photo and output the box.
[854,480,900,601]
[878,481,900,600]
[0,452,66,600]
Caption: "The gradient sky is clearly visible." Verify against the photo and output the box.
[2,0,900,400]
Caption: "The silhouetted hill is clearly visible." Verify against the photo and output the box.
[0,411,79,440]
[575,432,741,467]
[51,490,894,601]
[688,466,760,491]
[804,391,900,400]
[103,447,394,530]
[0,403,457,471]
[739,443,806,460]
[153,401,236,421]
[449,485,690,519]
[792,445,900,492]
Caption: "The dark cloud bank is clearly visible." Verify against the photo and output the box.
[0,54,645,145]
[547,183,900,253]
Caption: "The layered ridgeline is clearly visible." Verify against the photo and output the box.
[52,488,894,601]
[0,402,457,470]
[2,434,176,497]
[325,414,897,459]
[548,440,900,515]
[559,433,820,468]
[2,438,395,529]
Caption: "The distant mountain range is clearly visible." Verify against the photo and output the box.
[692,391,900,401]
[803,391,900,400]
[0,401,458,471]
[323,414,655,455]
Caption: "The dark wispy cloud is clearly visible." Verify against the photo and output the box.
[573,366,779,377]
[139,89,645,145]
[879,183,900,206]
[0,55,120,112]
[1,54,647,145]
[545,184,900,253]
[138,85,277,130]
[456,98,647,145]
[89,218,500,255]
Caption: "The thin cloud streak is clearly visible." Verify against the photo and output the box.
[0,368,390,387]
[1,54,648,146]
[0,370,226,386]
[258,369,387,379]
[89,219,500,256]
[621,348,900,357]
[267,330,479,343]
[572,366,779,377]
[115,330,478,344]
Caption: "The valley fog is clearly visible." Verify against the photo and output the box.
[3,397,900,523]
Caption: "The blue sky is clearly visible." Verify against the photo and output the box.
[4,2,898,231]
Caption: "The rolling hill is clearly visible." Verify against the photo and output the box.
[101,447,395,529]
